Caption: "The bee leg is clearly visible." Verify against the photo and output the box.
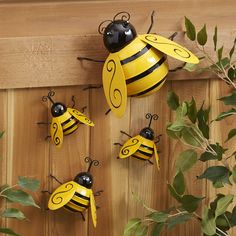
[71,95,76,108]
[169,62,186,72]
[96,205,101,210]
[80,212,86,221]
[147,159,154,165]
[168,32,178,41]
[77,56,105,63]
[80,106,87,113]
[94,190,103,197]
[146,10,155,34]
[120,130,132,138]
[49,174,63,185]
[105,109,111,115]
[83,85,103,91]
[41,190,52,194]
[155,134,162,144]
[114,142,122,146]
[45,135,51,141]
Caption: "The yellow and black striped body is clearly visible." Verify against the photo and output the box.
[59,110,79,136]
[132,138,154,161]
[64,189,90,213]
[118,37,169,97]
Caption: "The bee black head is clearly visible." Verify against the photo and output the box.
[139,113,159,140]
[98,12,137,53]
[51,102,67,117]
[74,157,99,189]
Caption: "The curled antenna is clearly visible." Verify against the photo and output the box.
[98,20,113,35]
[42,90,55,104]
[145,113,159,128]
[113,11,130,21]
[84,157,99,172]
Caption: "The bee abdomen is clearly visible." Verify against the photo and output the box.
[61,115,79,136]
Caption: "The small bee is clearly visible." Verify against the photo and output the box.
[114,113,161,169]
[39,90,94,148]
[47,157,100,227]
[78,11,199,117]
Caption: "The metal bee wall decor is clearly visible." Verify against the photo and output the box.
[78,11,199,117]
[114,113,161,169]
[39,90,94,148]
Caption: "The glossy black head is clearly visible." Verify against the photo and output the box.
[103,20,137,53]
[51,102,67,117]
[74,172,93,189]
[140,127,155,140]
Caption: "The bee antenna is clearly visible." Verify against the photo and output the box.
[145,113,159,128]
[84,157,99,172]
[42,90,55,104]
[113,11,130,21]
[98,20,113,35]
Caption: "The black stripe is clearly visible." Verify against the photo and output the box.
[61,117,74,126]
[75,192,90,201]
[70,199,88,208]
[137,150,153,157]
[132,155,146,161]
[64,205,78,212]
[126,56,166,85]
[131,77,166,97]
[63,120,79,133]
[140,144,154,151]
[120,45,152,65]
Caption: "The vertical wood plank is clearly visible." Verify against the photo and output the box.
[47,86,89,236]
[6,88,49,235]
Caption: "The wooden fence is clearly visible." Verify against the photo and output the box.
[0,0,235,235]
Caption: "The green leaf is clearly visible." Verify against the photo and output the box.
[228,67,236,80]
[187,97,197,123]
[166,123,182,140]
[199,143,227,162]
[1,208,26,220]
[0,131,4,138]
[183,63,198,72]
[173,171,185,195]
[201,207,216,235]
[215,195,234,218]
[215,108,236,121]
[124,218,141,236]
[0,228,20,236]
[135,224,148,236]
[229,38,236,60]
[167,213,193,230]
[17,177,40,192]
[232,165,236,184]
[180,195,204,213]
[3,189,40,208]
[182,127,201,147]
[166,121,185,132]
[167,91,180,110]
[167,184,182,202]
[147,212,168,223]
[197,104,210,139]
[151,223,164,236]
[184,17,196,41]
[175,149,198,172]
[213,26,217,51]
[219,90,236,106]
[197,24,207,46]
[225,128,236,142]
[230,206,236,226]
[218,46,224,62]
[198,166,231,184]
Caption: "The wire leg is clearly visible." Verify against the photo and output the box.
[80,212,85,221]
[41,190,52,194]
[105,109,111,115]
[83,85,103,91]
[80,106,87,113]
[155,134,162,144]
[71,96,76,108]
[147,10,155,34]
[168,32,178,41]
[94,190,103,197]
[49,174,63,185]
[169,62,186,72]
[114,142,122,146]
[120,130,132,138]
[147,159,154,165]
[77,56,105,63]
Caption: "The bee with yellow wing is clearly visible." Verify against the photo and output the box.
[47,157,101,227]
[39,90,94,148]
[78,11,199,117]
[114,113,161,169]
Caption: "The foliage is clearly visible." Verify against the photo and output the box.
[124,18,236,236]
[0,133,40,236]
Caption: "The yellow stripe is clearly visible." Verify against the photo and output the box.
[134,151,150,160]
[62,119,76,130]
[66,202,85,212]
[57,110,72,123]
[72,195,89,206]
[139,146,153,154]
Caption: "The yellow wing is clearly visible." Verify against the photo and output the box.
[89,190,97,228]
[67,108,94,126]
[48,181,77,210]
[153,144,160,170]
[119,135,143,159]
[50,117,63,148]
[103,53,127,118]
[139,34,199,64]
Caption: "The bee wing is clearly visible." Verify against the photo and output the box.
[48,181,77,210]
[103,53,127,118]
[139,34,199,64]
[67,108,94,126]
[89,190,97,228]
[119,135,143,159]
[50,117,63,148]
[153,144,160,170]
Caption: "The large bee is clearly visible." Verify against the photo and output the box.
[114,113,161,169]
[39,90,94,148]
[78,11,199,117]
[47,157,100,227]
